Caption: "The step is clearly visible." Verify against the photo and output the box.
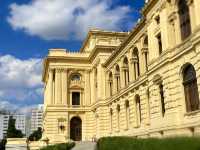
[72,142,96,150]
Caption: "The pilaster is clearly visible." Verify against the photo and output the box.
[62,69,67,105]
[49,69,53,105]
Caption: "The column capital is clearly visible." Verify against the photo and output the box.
[130,57,138,64]
[114,73,120,77]
[121,66,129,71]
[55,68,64,72]
[141,47,148,54]
[49,68,55,72]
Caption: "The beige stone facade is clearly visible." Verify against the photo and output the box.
[42,0,200,143]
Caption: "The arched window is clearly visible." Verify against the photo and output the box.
[108,72,113,96]
[125,100,130,129]
[132,48,140,79]
[178,0,191,40]
[123,57,129,86]
[115,65,120,91]
[71,74,80,81]
[117,104,120,131]
[183,64,199,112]
[94,68,98,101]
[146,88,150,124]
[159,83,165,116]
[95,68,98,88]
[110,108,113,133]
[143,36,148,71]
[135,95,141,126]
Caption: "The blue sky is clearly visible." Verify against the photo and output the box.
[0,0,144,114]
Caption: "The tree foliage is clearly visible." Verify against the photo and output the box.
[7,116,23,138]
[28,127,42,141]
[0,139,7,150]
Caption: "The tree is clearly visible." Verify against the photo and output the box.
[28,127,42,141]
[0,139,7,150]
[7,116,23,138]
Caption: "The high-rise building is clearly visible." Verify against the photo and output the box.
[13,114,26,135]
[0,114,9,140]
[0,114,26,139]
[31,105,43,133]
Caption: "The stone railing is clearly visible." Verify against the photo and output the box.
[70,80,84,87]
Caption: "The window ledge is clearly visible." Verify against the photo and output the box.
[184,109,200,116]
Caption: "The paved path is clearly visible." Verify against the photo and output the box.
[72,142,96,150]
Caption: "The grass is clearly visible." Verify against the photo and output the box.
[40,142,75,150]
[97,136,200,150]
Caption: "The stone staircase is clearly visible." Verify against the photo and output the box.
[72,142,96,150]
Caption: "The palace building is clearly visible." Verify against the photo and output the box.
[42,0,200,143]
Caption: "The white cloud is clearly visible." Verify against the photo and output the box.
[0,100,19,111]
[7,0,132,40]
[0,100,39,115]
[18,104,38,115]
[0,55,43,101]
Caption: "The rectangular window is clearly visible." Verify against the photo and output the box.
[72,92,80,105]
[156,33,163,55]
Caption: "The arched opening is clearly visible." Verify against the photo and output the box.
[70,117,82,141]
[143,36,148,71]
[125,100,130,129]
[94,68,98,101]
[116,104,120,131]
[115,65,120,91]
[159,83,165,116]
[108,72,113,96]
[110,108,113,133]
[123,57,130,86]
[182,64,199,112]
[135,95,141,126]
[132,48,140,79]
[178,0,191,40]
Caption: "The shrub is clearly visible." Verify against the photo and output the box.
[97,136,200,150]
[40,142,75,150]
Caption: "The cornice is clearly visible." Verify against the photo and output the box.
[80,29,129,53]
[142,0,159,16]
[42,45,117,82]
[103,18,146,67]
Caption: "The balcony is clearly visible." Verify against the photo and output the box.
[70,80,84,88]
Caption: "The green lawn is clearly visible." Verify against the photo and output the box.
[40,142,75,150]
[97,136,200,150]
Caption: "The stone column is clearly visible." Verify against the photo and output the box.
[194,0,200,26]
[49,69,53,105]
[85,70,91,105]
[62,69,67,105]
[142,48,148,73]
[129,58,135,82]
[107,79,110,97]
[120,66,125,88]
[131,56,138,79]
[188,0,196,33]
[55,69,62,105]
[113,73,117,94]
[174,11,182,44]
